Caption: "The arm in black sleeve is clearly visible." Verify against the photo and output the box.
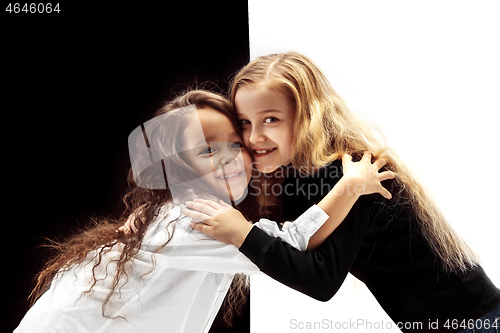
[239,195,375,301]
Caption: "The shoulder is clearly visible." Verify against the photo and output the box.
[145,203,215,244]
[143,204,186,239]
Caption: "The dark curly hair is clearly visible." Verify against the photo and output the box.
[28,89,256,327]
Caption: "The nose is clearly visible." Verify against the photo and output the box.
[219,143,239,166]
[221,155,237,166]
[248,125,265,144]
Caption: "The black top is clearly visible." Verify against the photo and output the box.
[240,160,500,332]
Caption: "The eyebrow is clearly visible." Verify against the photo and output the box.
[237,109,284,117]
[193,131,240,147]
[192,139,208,147]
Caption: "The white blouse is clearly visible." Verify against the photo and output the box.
[15,204,328,333]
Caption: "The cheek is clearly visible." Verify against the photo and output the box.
[199,174,219,194]
[194,159,216,176]
[281,125,295,154]
[242,152,253,181]
[284,136,294,155]
[241,129,252,147]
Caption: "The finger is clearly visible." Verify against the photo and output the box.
[379,187,392,200]
[117,226,130,235]
[130,219,139,233]
[378,171,396,182]
[373,158,388,170]
[218,200,233,209]
[186,201,218,217]
[341,154,353,167]
[134,205,148,225]
[342,153,353,162]
[361,151,372,162]
[190,222,210,233]
[183,208,213,223]
[193,198,222,210]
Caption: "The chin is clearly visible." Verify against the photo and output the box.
[259,165,280,174]
[230,187,249,205]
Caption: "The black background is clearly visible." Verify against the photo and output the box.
[3,2,250,331]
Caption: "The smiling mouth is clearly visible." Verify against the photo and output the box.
[253,148,277,156]
[216,170,244,180]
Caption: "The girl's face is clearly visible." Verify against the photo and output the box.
[182,107,252,202]
[234,82,296,173]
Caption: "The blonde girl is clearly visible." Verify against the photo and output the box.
[17,89,392,333]
[189,53,500,332]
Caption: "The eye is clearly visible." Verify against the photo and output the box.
[199,147,215,155]
[264,117,278,124]
[239,119,251,126]
[231,142,243,149]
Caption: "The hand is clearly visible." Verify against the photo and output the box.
[117,204,147,234]
[341,152,395,199]
[183,199,254,247]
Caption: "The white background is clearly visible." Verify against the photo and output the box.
[248,1,500,332]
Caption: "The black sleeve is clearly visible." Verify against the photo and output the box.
[239,195,375,301]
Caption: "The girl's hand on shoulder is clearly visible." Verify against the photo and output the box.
[117,204,147,235]
[183,199,253,247]
[342,152,396,200]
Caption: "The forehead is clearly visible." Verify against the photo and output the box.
[183,107,240,146]
[235,82,294,116]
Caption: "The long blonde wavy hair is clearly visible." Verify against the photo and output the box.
[230,52,478,273]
